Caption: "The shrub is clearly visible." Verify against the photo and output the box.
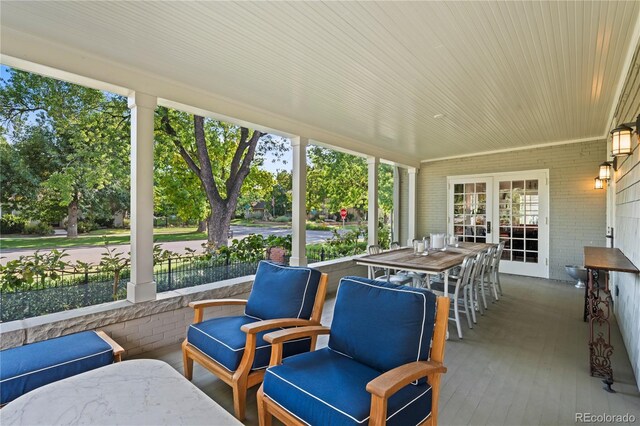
[274,216,291,223]
[94,216,114,228]
[306,222,331,231]
[23,222,54,236]
[77,221,99,234]
[0,214,27,234]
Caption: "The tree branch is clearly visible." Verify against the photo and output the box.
[193,115,222,203]
[228,129,263,198]
[158,108,201,176]
[228,127,249,187]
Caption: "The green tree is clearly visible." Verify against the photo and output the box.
[156,107,286,247]
[0,68,130,237]
[271,170,292,217]
[0,134,39,212]
[306,146,394,219]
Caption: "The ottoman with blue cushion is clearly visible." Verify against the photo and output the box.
[0,330,121,405]
[262,276,441,426]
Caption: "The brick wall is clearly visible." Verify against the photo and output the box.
[610,43,640,390]
[405,139,606,280]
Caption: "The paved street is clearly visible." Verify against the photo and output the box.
[0,225,343,265]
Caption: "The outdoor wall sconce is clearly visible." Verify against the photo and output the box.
[599,162,612,180]
[609,114,639,170]
[594,176,605,190]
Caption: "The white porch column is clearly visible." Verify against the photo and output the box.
[127,92,157,303]
[392,166,401,244]
[407,167,418,245]
[367,156,379,247]
[290,136,308,266]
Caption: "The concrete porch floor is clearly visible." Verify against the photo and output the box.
[136,275,640,425]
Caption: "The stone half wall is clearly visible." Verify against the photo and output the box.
[0,258,366,358]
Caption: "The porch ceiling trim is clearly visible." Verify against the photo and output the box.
[420,135,605,164]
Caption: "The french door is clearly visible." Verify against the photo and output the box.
[448,170,549,278]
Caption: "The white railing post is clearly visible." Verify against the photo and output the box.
[367,156,379,247]
[407,167,418,246]
[290,136,308,266]
[392,166,400,244]
[127,92,157,303]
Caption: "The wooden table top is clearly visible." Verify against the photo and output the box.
[584,247,639,273]
[357,242,494,273]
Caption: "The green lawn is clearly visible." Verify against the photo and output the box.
[0,229,208,250]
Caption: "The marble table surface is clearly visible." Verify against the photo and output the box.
[0,359,242,425]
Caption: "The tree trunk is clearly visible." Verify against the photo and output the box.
[196,219,207,233]
[67,196,79,238]
[208,201,235,248]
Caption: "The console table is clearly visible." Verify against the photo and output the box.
[583,246,639,393]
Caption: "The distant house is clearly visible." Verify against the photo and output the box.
[248,201,272,220]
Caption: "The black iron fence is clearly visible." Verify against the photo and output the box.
[0,245,367,322]
[305,244,367,263]
[0,255,269,322]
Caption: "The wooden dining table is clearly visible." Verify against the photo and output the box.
[356,242,494,297]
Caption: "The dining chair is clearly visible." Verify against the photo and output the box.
[478,246,497,309]
[181,260,328,420]
[469,251,487,322]
[431,255,475,339]
[257,276,450,426]
[367,245,413,286]
[492,241,506,296]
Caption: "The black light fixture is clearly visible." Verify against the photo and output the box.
[599,162,612,180]
[594,176,605,190]
[609,114,639,169]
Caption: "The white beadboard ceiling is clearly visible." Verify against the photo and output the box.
[1,1,639,165]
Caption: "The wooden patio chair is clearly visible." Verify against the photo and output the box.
[182,260,328,421]
[257,275,450,426]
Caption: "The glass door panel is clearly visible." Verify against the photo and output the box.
[449,177,493,244]
[493,171,548,278]
[449,171,549,278]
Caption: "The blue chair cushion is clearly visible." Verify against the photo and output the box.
[245,261,321,320]
[328,276,437,374]
[0,330,114,405]
[263,348,432,426]
[187,315,311,372]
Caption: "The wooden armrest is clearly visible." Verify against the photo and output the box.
[263,325,331,344]
[188,299,247,323]
[188,299,248,309]
[264,325,331,367]
[240,318,318,334]
[366,361,447,398]
[96,330,124,362]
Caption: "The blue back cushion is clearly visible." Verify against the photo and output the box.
[328,276,437,373]
[245,261,322,320]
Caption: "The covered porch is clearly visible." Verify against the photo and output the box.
[1,2,640,425]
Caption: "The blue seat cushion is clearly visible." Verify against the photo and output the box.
[187,315,311,372]
[245,261,322,320]
[329,276,437,374]
[0,330,114,405]
[263,348,432,426]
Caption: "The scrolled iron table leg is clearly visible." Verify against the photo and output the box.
[587,268,615,393]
